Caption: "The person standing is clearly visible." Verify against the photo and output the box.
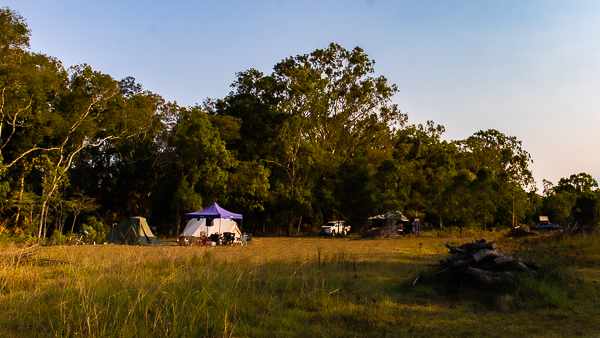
[412,218,421,236]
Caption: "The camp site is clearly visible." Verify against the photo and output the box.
[177,203,246,246]
[2,3,600,337]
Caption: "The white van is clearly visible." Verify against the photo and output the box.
[319,220,351,237]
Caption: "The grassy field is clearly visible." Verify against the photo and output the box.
[1,231,599,337]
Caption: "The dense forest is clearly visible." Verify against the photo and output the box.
[0,8,598,240]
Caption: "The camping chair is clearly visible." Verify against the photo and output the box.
[208,233,221,245]
[196,232,209,246]
[177,236,189,246]
[222,232,235,246]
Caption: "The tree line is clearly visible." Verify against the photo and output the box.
[0,8,598,240]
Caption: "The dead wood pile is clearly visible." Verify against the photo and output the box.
[427,239,537,288]
[0,244,40,267]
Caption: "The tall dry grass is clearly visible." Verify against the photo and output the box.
[0,233,599,337]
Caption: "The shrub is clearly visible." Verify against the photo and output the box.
[49,229,68,245]
[80,216,108,243]
[0,229,37,245]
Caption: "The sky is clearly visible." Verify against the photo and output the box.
[4,0,600,188]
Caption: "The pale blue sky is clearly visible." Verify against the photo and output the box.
[4,0,600,188]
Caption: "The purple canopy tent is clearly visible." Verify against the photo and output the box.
[185,202,243,236]
[185,202,243,219]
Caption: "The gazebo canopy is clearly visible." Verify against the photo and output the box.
[185,202,243,220]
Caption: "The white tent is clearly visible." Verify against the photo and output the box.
[181,218,242,240]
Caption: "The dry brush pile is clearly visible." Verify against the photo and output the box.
[416,239,538,289]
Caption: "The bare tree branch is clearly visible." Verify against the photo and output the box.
[4,146,60,170]
[59,89,116,149]
[1,97,32,150]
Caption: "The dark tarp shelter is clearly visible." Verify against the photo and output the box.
[364,210,410,237]
[108,216,158,244]
[368,211,409,227]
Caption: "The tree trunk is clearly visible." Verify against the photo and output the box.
[29,207,33,231]
[175,207,181,237]
[512,192,516,227]
[70,212,78,233]
[42,203,50,239]
[287,213,293,236]
[14,171,25,227]
[37,199,47,238]
[55,205,60,233]
[38,172,62,238]
[58,203,66,233]
[39,194,54,239]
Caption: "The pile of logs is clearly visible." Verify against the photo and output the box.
[434,239,537,287]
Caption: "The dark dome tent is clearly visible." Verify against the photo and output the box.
[108,216,158,244]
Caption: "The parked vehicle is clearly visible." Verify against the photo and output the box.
[319,220,351,237]
[533,223,561,230]
[533,215,561,230]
